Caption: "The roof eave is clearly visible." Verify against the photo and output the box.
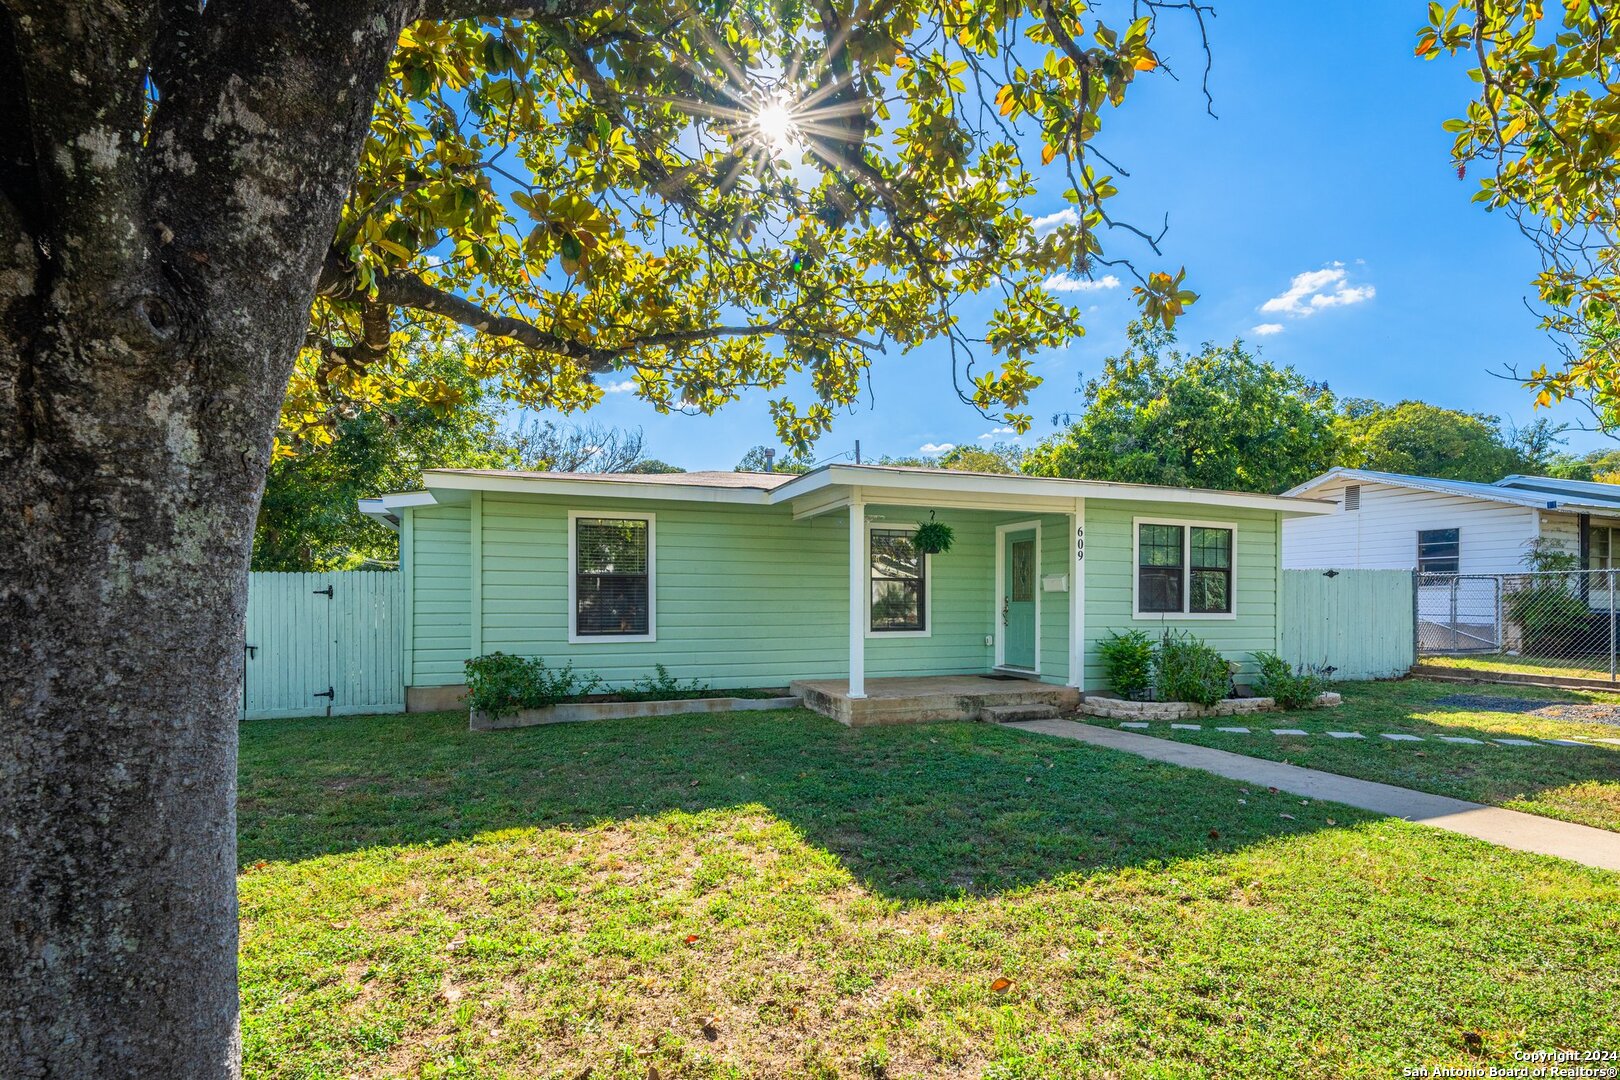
[773,465,1335,516]
[421,469,774,504]
[357,497,401,531]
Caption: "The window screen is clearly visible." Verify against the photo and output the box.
[1139,523,1235,615]
[575,517,650,636]
[1137,523,1185,614]
[871,528,925,631]
[1189,526,1233,614]
[1416,528,1460,575]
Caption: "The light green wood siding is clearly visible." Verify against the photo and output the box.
[409,503,472,685]
[405,489,1290,691]
[473,495,1031,687]
[1083,500,1281,689]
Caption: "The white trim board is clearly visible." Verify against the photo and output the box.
[402,464,1336,518]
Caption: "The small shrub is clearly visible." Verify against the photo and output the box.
[1521,536,1581,573]
[1251,651,1328,710]
[619,663,713,702]
[464,652,603,715]
[1098,630,1155,699]
[1154,631,1230,707]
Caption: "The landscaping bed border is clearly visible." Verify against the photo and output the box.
[470,694,804,731]
[1081,691,1342,721]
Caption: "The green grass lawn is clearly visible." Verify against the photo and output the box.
[239,707,1620,1079]
[1093,678,1620,833]
[1420,653,1620,684]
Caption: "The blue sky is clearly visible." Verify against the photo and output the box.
[521,4,1609,470]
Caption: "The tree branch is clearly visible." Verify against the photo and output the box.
[413,0,608,22]
[319,256,881,371]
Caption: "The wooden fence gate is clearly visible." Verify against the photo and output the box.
[1281,568,1414,681]
[242,571,404,720]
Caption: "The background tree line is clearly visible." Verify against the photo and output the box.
[266,317,1620,574]
[1018,319,1612,493]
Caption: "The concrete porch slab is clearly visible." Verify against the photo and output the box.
[791,674,1080,727]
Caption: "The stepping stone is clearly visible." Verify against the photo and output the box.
[1119,722,1149,729]
[1325,731,1365,739]
[1542,739,1585,746]
[1493,738,1537,746]
[1380,733,1424,742]
[1170,723,1201,731]
[1215,726,1250,734]
[1271,728,1308,736]
[1436,736,1483,744]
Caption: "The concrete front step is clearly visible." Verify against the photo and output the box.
[791,676,1080,726]
[979,703,1062,723]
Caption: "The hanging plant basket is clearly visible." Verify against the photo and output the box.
[912,518,955,555]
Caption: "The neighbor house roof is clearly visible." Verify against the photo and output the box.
[1284,467,1620,515]
[360,463,1335,529]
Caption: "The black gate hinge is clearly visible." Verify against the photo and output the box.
[1322,569,1339,578]
[313,686,334,700]
[313,585,334,598]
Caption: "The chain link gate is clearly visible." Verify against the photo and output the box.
[1416,568,1620,683]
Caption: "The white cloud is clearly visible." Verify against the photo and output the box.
[600,379,637,394]
[1031,207,1081,235]
[919,442,956,454]
[1042,272,1121,293]
[1259,265,1375,317]
[1251,322,1285,336]
[978,427,1018,440]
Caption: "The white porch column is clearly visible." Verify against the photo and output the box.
[1067,497,1086,689]
[848,489,867,699]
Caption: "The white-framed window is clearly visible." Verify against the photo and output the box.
[568,511,655,642]
[866,523,931,637]
[1416,528,1460,575]
[1591,525,1617,571]
[1132,517,1237,619]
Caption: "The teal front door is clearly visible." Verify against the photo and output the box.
[1001,528,1037,670]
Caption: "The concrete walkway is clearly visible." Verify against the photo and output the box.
[1007,718,1620,873]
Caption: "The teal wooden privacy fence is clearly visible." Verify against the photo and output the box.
[1280,569,1414,681]
[242,571,403,720]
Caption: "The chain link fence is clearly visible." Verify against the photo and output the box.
[1416,569,1620,682]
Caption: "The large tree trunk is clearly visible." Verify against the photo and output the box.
[0,4,409,1075]
[0,316,270,1078]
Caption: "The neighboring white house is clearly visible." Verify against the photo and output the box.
[1282,468,1620,574]
[1282,468,1620,649]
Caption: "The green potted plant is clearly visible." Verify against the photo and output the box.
[911,513,954,554]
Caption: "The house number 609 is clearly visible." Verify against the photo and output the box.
[1074,526,1085,561]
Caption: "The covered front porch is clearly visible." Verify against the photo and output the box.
[776,467,1090,723]
[791,673,1082,726]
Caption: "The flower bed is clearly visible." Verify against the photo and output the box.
[1081,691,1342,722]
[470,692,803,731]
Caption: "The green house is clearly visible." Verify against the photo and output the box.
[360,465,1332,723]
